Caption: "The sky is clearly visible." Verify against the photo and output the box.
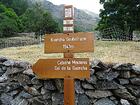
[47,0,103,14]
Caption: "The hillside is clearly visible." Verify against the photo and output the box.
[38,0,99,32]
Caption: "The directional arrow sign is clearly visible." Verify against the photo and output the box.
[45,32,94,53]
[32,58,90,79]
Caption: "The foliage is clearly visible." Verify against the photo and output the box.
[96,0,140,40]
[0,0,28,16]
[20,3,61,35]
[0,1,62,38]
[0,3,20,37]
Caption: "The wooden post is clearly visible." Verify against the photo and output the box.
[64,77,75,105]
[64,5,75,105]
[64,52,75,105]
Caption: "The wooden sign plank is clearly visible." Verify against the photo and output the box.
[32,58,90,79]
[44,32,94,53]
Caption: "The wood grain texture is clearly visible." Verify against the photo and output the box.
[32,58,90,79]
[44,32,94,53]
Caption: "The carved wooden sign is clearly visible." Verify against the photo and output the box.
[44,32,94,53]
[32,58,90,79]
[32,5,94,105]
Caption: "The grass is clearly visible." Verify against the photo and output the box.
[0,40,140,65]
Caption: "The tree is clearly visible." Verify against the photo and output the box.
[0,0,28,16]
[96,0,140,40]
[0,3,20,37]
[20,3,61,35]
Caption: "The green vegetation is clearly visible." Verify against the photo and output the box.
[0,0,61,38]
[0,3,20,37]
[96,0,140,40]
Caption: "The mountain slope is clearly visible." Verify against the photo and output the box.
[32,0,99,32]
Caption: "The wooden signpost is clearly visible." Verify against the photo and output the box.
[45,32,94,53]
[32,58,90,79]
[32,5,94,105]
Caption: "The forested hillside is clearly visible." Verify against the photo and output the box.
[39,0,99,32]
[0,0,61,37]
[0,0,99,38]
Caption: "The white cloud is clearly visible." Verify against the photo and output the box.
[47,0,103,14]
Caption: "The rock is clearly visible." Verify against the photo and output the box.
[90,68,95,75]
[14,61,31,69]
[118,79,129,85]
[75,94,79,105]
[95,80,121,90]
[1,65,7,71]
[44,99,52,105]
[6,82,21,92]
[126,85,140,97]
[41,87,46,95]
[96,71,119,81]
[94,98,116,105]
[43,92,52,100]
[31,78,42,89]
[85,90,112,98]
[31,98,45,105]
[0,83,8,92]
[31,77,42,85]
[109,96,116,100]
[0,67,3,74]
[78,94,90,105]
[0,57,8,62]
[3,60,15,66]
[15,74,32,85]
[119,71,131,79]
[90,59,101,68]
[41,87,52,100]
[113,100,119,105]
[113,88,136,100]
[91,59,108,70]
[113,63,134,71]
[136,98,140,105]
[44,80,56,91]
[0,63,3,68]
[23,69,34,76]
[18,91,33,99]
[130,78,140,85]
[130,73,137,78]
[120,99,130,105]
[0,74,8,82]
[1,58,140,105]
[24,86,40,96]
[75,81,84,94]
[7,90,19,97]
[132,65,140,74]
[86,75,97,85]
[90,98,97,104]
[52,93,63,105]
[34,84,43,90]
[81,82,94,89]
[0,93,13,105]
[54,79,64,93]
[5,67,25,75]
